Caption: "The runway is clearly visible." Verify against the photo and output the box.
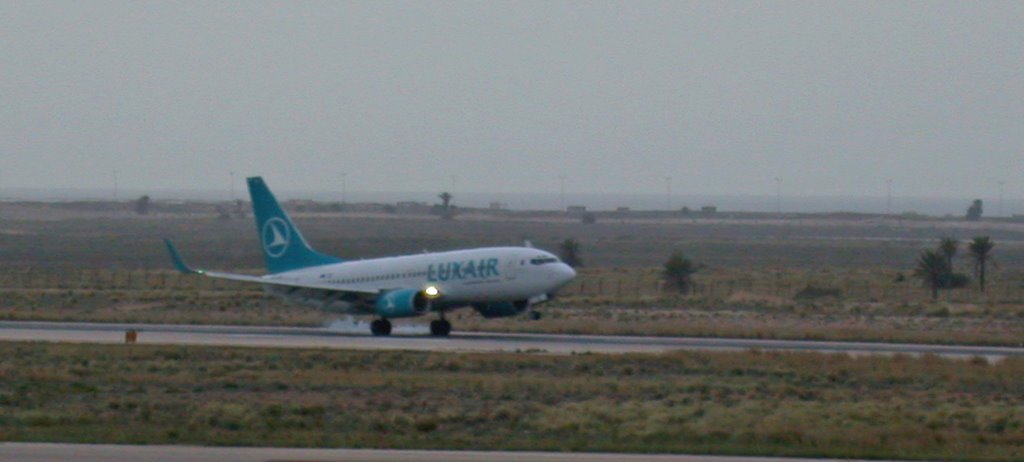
[1,320,1022,358]
[0,443,910,462]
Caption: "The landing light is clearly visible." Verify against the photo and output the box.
[424,285,440,298]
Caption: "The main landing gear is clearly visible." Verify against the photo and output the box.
[429,317,451,337]
[369,317,450,337]
[370,319,392,336]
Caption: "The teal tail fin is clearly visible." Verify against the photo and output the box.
[247,176,343,273]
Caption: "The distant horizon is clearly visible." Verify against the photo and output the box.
[1,186,1015,217]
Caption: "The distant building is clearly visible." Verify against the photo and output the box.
[285,199,317,212]
[616,206,630,213]
[700,206,717,217]
[489,202,506,210]
[396,201,431,213]
[567,205,587,213]
[285,199,316,207]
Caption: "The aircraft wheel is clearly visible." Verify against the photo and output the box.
[371,319,392,336]
[429,319,451,337]
[528,310,542,321]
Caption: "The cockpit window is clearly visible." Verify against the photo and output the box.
[530,256,559,265]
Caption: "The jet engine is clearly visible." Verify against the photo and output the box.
[375,289,429,318]
[471,300,529,318]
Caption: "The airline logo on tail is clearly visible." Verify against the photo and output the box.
[262,217,291,258]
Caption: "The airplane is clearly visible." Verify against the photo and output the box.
[164,176,577,337]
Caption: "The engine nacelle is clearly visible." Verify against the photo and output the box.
[375,289,429,318]
[471,300,529,319]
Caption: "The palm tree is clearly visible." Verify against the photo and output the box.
[968,236,995,292]
[938,237,958,268]
[663,252,700,294]
[914,249,950,299]
[559,239,582,268]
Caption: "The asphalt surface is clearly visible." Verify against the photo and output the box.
[0,443,910,462]
[0,320,1022,358]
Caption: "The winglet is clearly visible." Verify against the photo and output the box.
[163,239,203,275]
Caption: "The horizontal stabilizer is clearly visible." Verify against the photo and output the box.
[163,238,377,294]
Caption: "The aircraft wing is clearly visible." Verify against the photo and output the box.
[163,239,379,295]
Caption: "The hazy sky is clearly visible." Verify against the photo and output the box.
[1,1,1021,198]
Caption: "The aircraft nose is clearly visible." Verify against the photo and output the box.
[556,263,577,285]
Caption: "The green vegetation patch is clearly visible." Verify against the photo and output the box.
[0,342,1022,460]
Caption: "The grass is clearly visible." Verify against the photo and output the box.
[456,303,1024,347]
[0,287,325,326]
[0,342,1022,460]
[2,208,1023,458]
[3,266,1024,347]
[2,207,1024,346]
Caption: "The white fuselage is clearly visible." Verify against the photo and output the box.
[261,246,575,312]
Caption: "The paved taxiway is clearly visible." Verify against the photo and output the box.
[0,443,911,462]
[0,320,1021,358]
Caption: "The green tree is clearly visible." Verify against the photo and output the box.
[967,236,995,293]
[938,237,958,268]
[663,252,700,294]
[559,238,582,268]
[914,250,949,299]
[966,199,983,221]
[914,248,969,299]
[134,195,151,215]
